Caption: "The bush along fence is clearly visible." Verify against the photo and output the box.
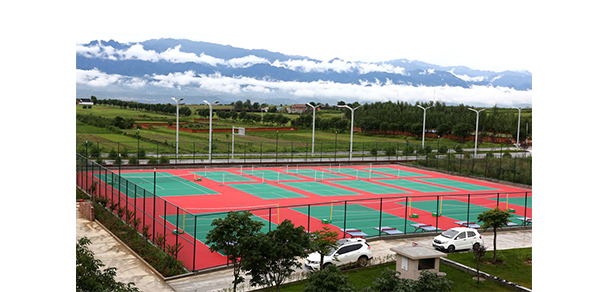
[77,140,532,185]
[77,153,532,273]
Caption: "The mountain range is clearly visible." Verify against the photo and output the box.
[76,38,532,107]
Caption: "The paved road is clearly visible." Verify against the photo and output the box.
[76,202,532,292]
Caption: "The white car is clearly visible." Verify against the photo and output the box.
[305,238,373,271]
[432,227,484,253]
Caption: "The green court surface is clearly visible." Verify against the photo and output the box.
[95,172,218,198]
[329,180,408,195]
[362,167,429,178]
[292,204,419,236]
[399,199,519,225]
[162,211,278,242]
[377,179,457,193]
[490,195,532,208]
[191,171,256,183]
[283,168,348,180]
[322,168,391,179]
[417,178,500,191]
[281,181,361,197]
[229,183,308,200]
[239,170,306,182]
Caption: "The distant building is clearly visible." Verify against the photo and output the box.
[286,104,308,114]
[77,98,94,105]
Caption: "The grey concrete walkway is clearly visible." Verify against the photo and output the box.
[76,202,531,292]
[75,203,175,292]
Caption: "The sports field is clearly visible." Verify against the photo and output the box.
[87,163,532,271]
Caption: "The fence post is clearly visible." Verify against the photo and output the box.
[307,204,311,232]
[467,194,471,224]
[192,214,197,272]
[404,196,408,233]
[435,196,440,229]
[523,192,529,225]
[378,198,383,237]
[343,201,347,238]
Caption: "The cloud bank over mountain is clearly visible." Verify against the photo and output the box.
[76,38,531,107]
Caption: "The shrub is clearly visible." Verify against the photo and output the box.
[503,151,512,158]
[159,156,170,164]
[385,144,397,156]
[438,146,448,154]
[128,155,139,165]
[454,145,463,153]
[108,149,118,159]
[147,157,158,164]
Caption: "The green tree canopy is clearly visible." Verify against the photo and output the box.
[477,207,512,263]
[240,220,311,292]
[205,211,264,291]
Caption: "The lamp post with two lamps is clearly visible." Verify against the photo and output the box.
[171,97,184,160]
[203,100,219,163]
[468,107,486,156]
[306,102,320,154]
[338,104,362,161]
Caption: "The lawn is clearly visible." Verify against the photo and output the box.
[277,248,532,291]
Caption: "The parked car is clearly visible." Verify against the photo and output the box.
[305,238,373,270]
[432,227,484,252]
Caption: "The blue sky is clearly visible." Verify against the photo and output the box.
[75,0,533,72]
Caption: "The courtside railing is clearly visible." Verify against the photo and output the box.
[77,154,532,273]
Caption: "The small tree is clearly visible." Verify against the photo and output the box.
[303,264,356,292]
[473,243,487,283]
[240,220,311,292]
[205,211,264,292]
[415,270,453,292]
[369,268,416,292]
[309,225,339,270]
[76,237,140,292]
[477,207,512,263]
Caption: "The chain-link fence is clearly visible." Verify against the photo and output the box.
[77,154,532,272]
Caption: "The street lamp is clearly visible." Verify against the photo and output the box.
[467,107,487,156]
[512,107,522,148]
[416,104,435,149]
[203,100,220,163]
[306,102,320,154]
[338,104,362,161]
[171,97,184,160]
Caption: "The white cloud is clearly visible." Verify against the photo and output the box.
[226,55,269,68]
[122,44,160,62]
[76,68,121,87]
[76,68,531,107]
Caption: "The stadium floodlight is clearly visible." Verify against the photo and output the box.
[416,104,435,149]
[306,102,321,154]
[512,106,522,148]
[171,97,184,160]
[468,107,487,156]
[203,100,220,163]
[338,104,362,161]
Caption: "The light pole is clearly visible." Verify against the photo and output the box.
[203,100,219,163]
[416,104,434,149]
[171,97,183,160]
[338,104,362,161]
[306,102,320,154]
[512,107,522,148]
[468,107,487,156]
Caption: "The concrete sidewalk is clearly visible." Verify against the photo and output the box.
[76,202,532,292]
[75,203,175,292]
